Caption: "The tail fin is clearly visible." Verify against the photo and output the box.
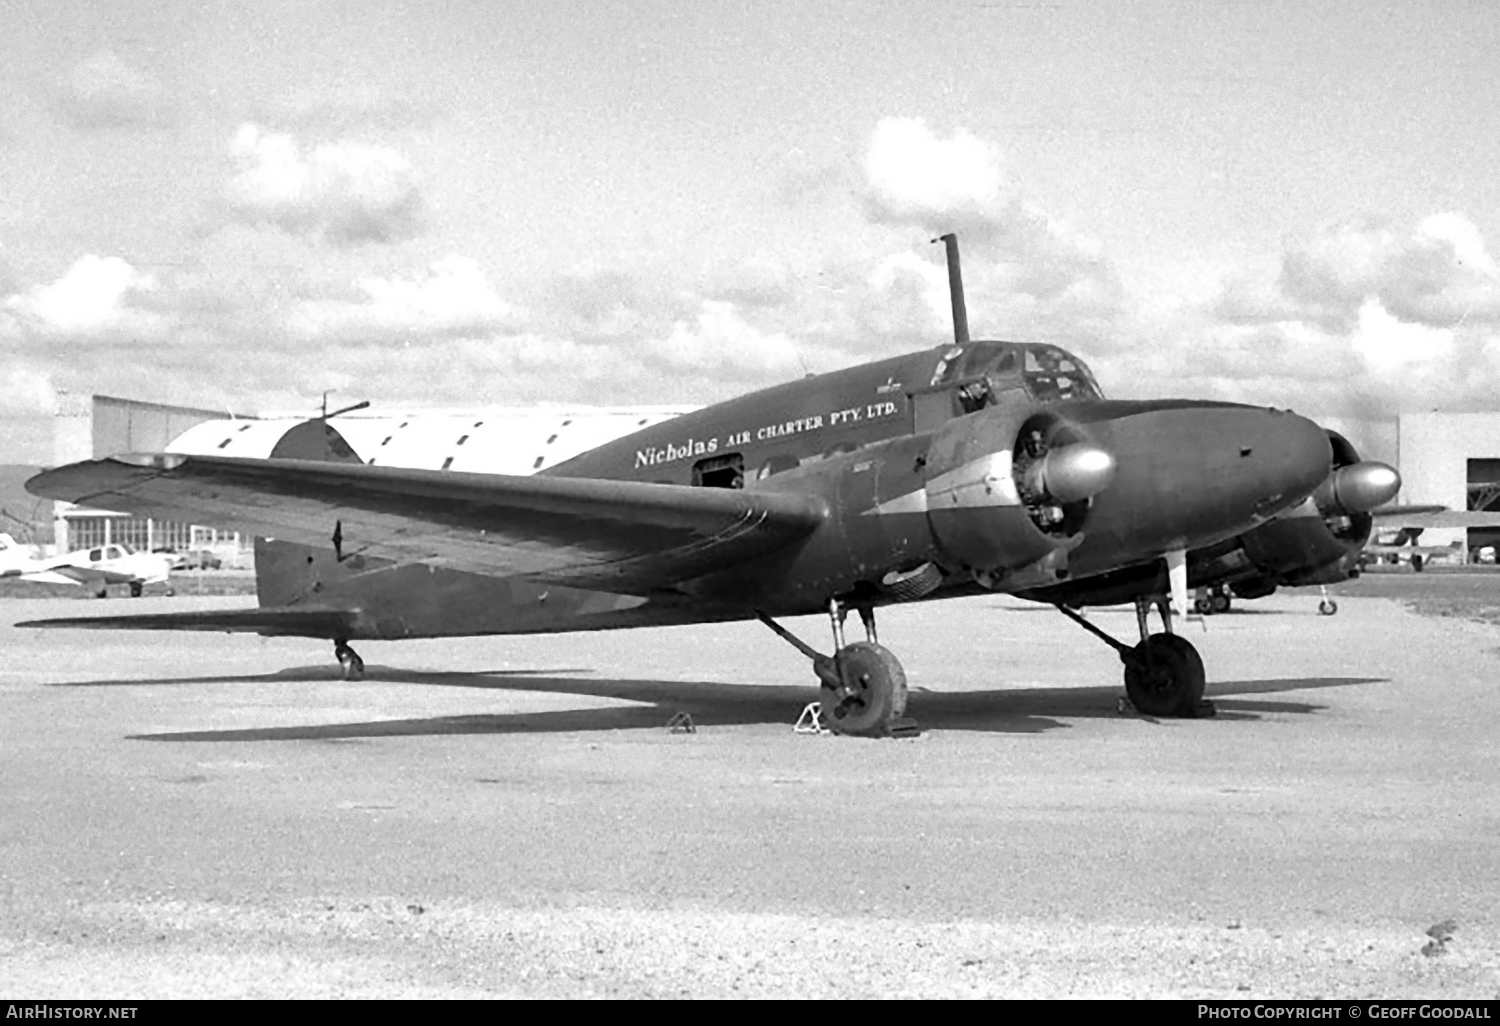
[268,419,365,463]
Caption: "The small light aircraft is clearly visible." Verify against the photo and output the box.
[23,236,1401,735]
[1361,527,1462,572]
[1,535,173,597]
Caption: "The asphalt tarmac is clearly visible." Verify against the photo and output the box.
[2,589,1498,998]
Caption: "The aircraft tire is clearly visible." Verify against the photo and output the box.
[1194,596,1214,616]
[1211,590,1231,614]
[1124,633,1205,718]
[1319,600,1338,616]
[129,581,143,598]
[823,641,907,737]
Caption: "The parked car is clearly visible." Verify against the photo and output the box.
[186,549,223,570]
[153,548,222,570]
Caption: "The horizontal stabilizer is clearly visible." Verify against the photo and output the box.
[14,605,361,639]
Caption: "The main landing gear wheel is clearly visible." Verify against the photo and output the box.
[1054,585,1213,719]
[1124,633,1206,717]
[334,640,365,681]
[823,641,908,738]
[756,602,915,737]
[1318,586,1337,616]
[129,581,143,598]
[1210,590,1231,614]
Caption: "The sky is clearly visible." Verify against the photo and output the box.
[3,0,1500,465]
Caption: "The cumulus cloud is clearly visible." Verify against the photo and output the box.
[288,256,513,341]
[860,117,1122,346]
[225,124,424,245]
[1218,213,1500,332]
[651,301,805,377]
[864,117,1013,237]
[4,255,162,339]
[1100,212,1500,462]
[58,50,172,130]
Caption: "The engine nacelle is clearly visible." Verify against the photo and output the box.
[922,405,1114,575]
[1217,430,1395,593]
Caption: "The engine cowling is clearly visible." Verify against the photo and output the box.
[1222,430,1399,592]
[923,406,1115,576]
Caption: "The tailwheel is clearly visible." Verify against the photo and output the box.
[822,641,908,737]
[1124,633,1206,718]
[334,640,365,681]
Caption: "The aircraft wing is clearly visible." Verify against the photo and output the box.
[26,454,828,594]
[1370,507,1500,529]
[8,569,86,587]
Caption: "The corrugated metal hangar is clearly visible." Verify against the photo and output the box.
[1397,412,1500,557]
[50,394,694,561]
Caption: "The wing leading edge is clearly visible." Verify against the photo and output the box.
[27,454,828,593]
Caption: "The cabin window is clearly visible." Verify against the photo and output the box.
[692,453,744,489]
[757,454,801,480]
[89,548,103,562]
[456,434,469,445]
[441,456,454,470]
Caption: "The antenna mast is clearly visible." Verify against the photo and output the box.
[933,233,970,345]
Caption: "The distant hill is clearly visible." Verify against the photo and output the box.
[0,465,50,544]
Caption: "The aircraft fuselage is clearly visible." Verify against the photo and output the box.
[251,339,1333,640]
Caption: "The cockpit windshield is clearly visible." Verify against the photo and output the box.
[1021,344,1104,403]
[926,341,1104,407]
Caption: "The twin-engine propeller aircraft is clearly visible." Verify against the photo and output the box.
[1,534,172,598]
[23,236,1402,736]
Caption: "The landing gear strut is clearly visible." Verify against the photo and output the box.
[757,600,913,737]
[1056,594,1212,718]
[334,639,364,681]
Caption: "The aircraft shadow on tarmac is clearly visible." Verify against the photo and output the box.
[51,665,1387,742]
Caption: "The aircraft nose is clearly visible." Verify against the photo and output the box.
[1076,402,1333,562]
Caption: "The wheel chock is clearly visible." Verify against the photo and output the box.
[794,702,828,735]
[666,711,696,733]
